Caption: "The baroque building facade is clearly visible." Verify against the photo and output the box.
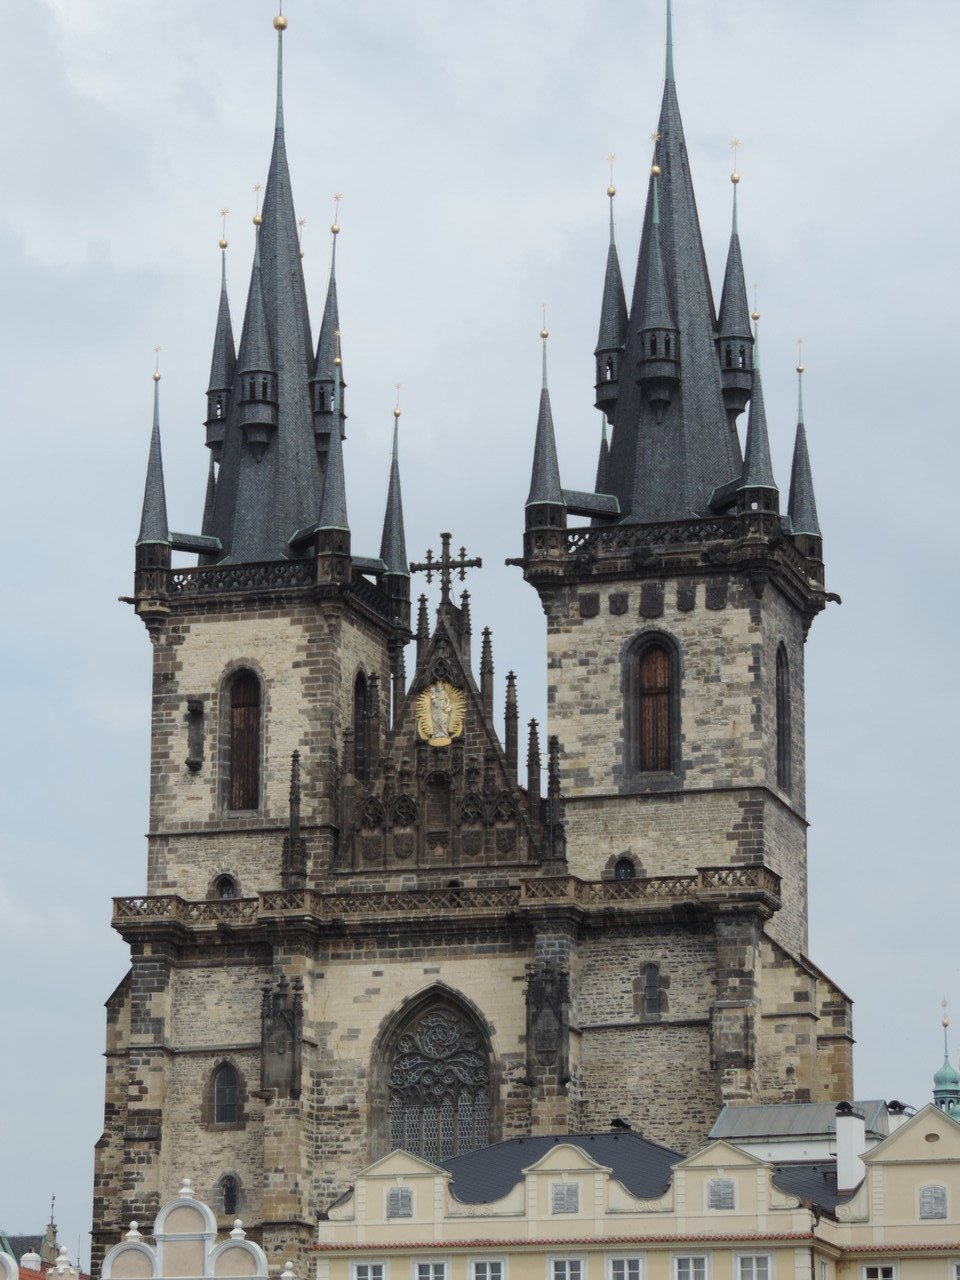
[92,8,852,1278]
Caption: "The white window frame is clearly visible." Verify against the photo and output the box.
[673,1257,709,1280]
[861,1267,896,1280]
[608,1256,644,1280]
[735,1255,772,1280]
[413,1263,448,1280]
[950,1262,960,1280]
[920,1184,948,1219]
[353,1264,387,1280]
[549,1258,586,1280]
[552,1182,581,1214]
[471,1260,505,1280]
[706,1178,735,1210]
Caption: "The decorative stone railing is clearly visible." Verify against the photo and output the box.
[169,560,315,596]
[112,865,779,930]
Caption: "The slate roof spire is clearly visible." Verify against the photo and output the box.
[736,323,778,512]
[205,13,324,563]
[787,362,821,537]
[717,166,754,425]
[317,346,349,532]
[204,237,237,458]
[379,406,408,577]
[311,210,346,452]
[526,327,565,510]
[604,3,742,522]
[138,375,170,546]
[594,169,628,418]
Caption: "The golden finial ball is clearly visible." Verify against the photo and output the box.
[540,329,548,340]
[751,310,760,322]
[731,171,740,184]
[153,371,161,382]
[253,214,263,226]
[333,356,342,366]
[219,238,228,250]
[331,223,340,235]
[650,163,661,177]
[299,249,304,258]
[273,15,288,30]
[796,363,805,374]
[607,185,616,197]
[394,407,402,418]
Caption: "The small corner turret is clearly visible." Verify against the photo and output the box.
[594,166,628,418]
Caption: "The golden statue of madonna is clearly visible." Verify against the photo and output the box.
[416,680,465,746]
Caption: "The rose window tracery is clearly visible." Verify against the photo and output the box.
[387,1007,491,1162]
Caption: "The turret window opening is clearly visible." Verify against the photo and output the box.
[624,633,680,778]
[739,344,746,368]
[649,335,657,356]
[354,671,370,782]
[725,344,733,369]
[215,396,223,418]
[776,644,791,793]
[664,335,671,357]
[261,377,268,399]
[214,874,237,900]
[227,669,262,812]
[605,356,614,380]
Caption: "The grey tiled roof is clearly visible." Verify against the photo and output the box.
[438,1131,683,1204]
[709,1100,889,1142]
[717,207,753,348]
[595,207,628,354]
[317,368,349,531]
[739,366,778,492]
[207,252,237,395]
[605,75,742,522]
[526,383,565,508]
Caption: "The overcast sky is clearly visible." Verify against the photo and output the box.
[2,0,959,1267]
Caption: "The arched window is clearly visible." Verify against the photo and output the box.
[213,1063,239,1124]
[354,671,369,782]
[385,1003,491,1163]
[220,1174,239,1217]
[636,963,665,1019]
[776,644,791,793]
[624,634,680,778]
[614,857,636,881]
[229,670,261,811]
[638,642,672,771]
[214,874,237,900]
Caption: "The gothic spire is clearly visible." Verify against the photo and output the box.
[788,365,821,537]
[604,4,741,521]
[311,216,346,451]
[594,177,628,417]
[137,376,170,546]
[716,169,754,425]
[526,330,565,508]
[205,14,323,563]
[737,327,778,507]
[379,409,407,576]
[205,242,237,455]
[317,355,349,531]
[595,416,610,494]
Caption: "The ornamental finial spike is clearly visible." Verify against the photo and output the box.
[606,153,616,198]
[153,346,161,382]
[730,138,741,184]
[273,12,287,30]
[219,207,229,249]
[253,182,263,227]
[539,302,548,341]
[331,192,342,235]
[796,338,804,375]
[394,383,402,418]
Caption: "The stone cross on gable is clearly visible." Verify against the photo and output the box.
[410,532,482,605]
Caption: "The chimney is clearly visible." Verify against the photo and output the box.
[886,1099,911,1132]
[835,1101,866,1191]
[19,1251,42,1274]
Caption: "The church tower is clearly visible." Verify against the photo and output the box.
[522,1,849,1141]
[94,9,853,1278]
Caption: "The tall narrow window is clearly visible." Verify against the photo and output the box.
[639,643,672,771]
[642,964,661,1017]
[213,1063,239,1124]
[229,671,261,810]
[220,1174,239,1217]
[776,645,791,792]
[354,672,369,782]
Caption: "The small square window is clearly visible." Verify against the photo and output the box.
[416,1266,446,1280]
[675,1259,708,1280]
[707,1178,735,1210]
[862,1267,896,1280]
[551,1261,583,1280]
[354,1266,385,1280]
[387,1187,413,1219]
[610,1259,643,1280]
[552,1183,580,1214]
[737,1257,771,1280]
[473,1262,503,1280]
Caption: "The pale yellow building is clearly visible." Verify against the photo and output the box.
[313,1107,960,1280]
